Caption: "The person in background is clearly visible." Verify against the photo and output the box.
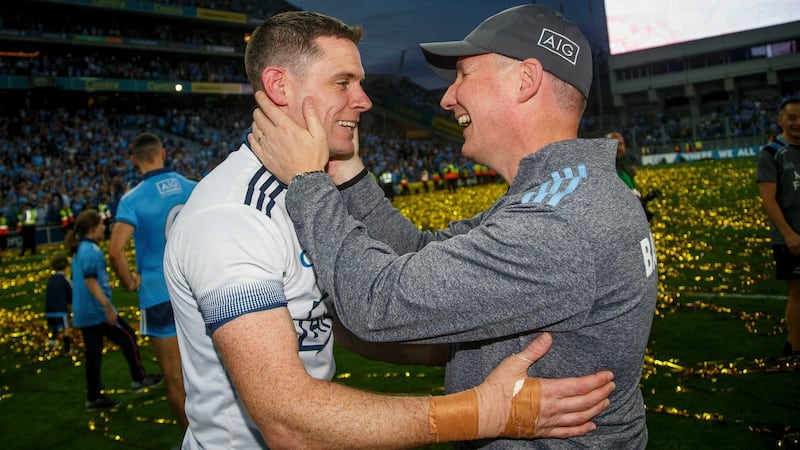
[756,95,800,358]
[59,202,74,235]
[251,4,657,448]
[98,197,113,239]
[45,193,62,226]
[18,201,38,256]
[45,255,73,355]
[65,209,163,411]
[0,210,9,263]
[607,131,661,222]
[163,10,615,449]
[379,167,395,200]
[442,162,459,192]
[109,132,195,430]
[607,131,640,197]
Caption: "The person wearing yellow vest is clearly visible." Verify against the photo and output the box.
[18,202,38,256]
[443,163,459,192]
[431,170,441,190]
[60,204,75,232]
[0,211,9,263]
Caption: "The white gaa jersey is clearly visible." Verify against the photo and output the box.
[164,144,334,449]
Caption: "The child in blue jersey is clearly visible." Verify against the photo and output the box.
[65,209,163,411]
[109,132,196,429]
[44,255,72,354]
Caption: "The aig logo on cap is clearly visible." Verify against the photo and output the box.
[537,28,580,65]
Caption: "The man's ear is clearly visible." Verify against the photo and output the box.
[261,67,290,106]
[518,58,543,103]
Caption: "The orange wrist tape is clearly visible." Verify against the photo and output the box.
[429,377,541,442]
[428,389,479,442]
[501,378,541,438]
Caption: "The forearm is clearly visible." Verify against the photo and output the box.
[337,172,478,256]
[84,278,113,311]
[260,379,433,449]
[238,337,587,448]
[237,364,545,449]
[216,311,447,449]
[85,280,108,306]
[288,175,591,344]
[762,198,798,239]
[109,254,137,291]
[109,223,138,290]
[338,171,432,254]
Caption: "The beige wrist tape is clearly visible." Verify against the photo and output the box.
[428,389,479,442]
[428,377,541,442]
[501,378,541,438]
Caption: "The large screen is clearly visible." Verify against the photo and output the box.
[605,0,800,55]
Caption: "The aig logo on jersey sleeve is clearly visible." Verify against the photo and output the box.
[537,28,580,65]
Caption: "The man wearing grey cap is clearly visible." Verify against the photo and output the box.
[251,4,657,448]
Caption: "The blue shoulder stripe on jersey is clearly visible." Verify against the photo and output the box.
[263,181,283,217]
[245,166,267,201]
[521,165,587,206]
[245,167,285,218]
[240,127,252,148]
[199,279,287,335]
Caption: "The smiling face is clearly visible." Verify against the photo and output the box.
[287,36,372,159]
[439,53,517,165]
[779,101,800,146]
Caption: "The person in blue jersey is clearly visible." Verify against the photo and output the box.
[109,132,196,429]
[251,4,658,449]
[65,209,163,411]
[163,11,614,450]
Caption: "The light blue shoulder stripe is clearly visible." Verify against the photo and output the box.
[521,165,587,206]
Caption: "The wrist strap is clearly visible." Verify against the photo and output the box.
[428,389,479,442]
[429,378,541,442]
[501,378,540,438]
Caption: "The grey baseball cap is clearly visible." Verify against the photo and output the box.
[420,4,592,98]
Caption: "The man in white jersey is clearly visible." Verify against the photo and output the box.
[164,11,614,449]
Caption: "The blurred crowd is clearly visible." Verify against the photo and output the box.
[0,0,794,229]
[2,1,793,155]
[0,94,487,229]
[0,97,237,228]
[625,94,785,153]
[1,85,793,230]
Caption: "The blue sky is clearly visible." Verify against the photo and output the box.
[291,1,607,90]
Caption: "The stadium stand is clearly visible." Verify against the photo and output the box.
[1,0,799,249]
[605,10,800,159]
